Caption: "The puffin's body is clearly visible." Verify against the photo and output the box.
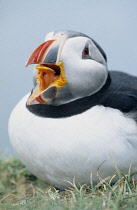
[9,31,137,190]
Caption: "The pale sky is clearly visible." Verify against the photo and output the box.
[1,0,137,154]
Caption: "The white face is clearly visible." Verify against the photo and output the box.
[30,32,108,106]
[49,36,108,105]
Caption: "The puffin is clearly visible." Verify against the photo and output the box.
[8,30,137,190]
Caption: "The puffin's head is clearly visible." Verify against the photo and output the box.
[26,30,108,105]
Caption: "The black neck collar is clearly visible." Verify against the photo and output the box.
[26,74,111,118]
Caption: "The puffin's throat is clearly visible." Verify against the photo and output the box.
[36,64,60,91]
[27,62,67,105]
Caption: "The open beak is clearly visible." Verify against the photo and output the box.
[26,34,67,105]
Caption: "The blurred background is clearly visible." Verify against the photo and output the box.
[1,0,137,155]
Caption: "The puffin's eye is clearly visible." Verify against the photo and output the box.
[82,46,91,59]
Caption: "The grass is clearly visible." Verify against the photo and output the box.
[0,158,137,209]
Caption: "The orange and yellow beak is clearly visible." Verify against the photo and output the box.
[26,34,67,105]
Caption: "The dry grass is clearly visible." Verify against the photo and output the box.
[0,157,137,209]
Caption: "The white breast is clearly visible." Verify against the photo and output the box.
[9,94,137,189]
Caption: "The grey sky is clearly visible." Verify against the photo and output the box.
[1,0,137,154]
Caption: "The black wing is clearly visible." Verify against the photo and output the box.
[102,71,137,113]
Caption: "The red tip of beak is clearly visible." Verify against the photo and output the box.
[25,39,55,67]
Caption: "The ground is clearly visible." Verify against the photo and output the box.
[0,157,137,209]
